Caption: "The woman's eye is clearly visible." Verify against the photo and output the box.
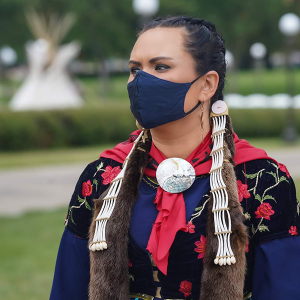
[155,64,170,71]
[130,68,140,75]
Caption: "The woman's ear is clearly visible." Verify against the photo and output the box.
[198,71,219,103]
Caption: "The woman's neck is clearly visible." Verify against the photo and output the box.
[150,112,211,159]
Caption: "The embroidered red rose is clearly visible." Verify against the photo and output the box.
[278,163,290,178]
[245,241,249,253]
[194,235,207,259]
[101,166,121,185]
[179,280,192,298]
[255,203,275,220]
[183,221,195,233]
[289,226,298,236]
[128,259,132,267]
[82,180,93,197]
[237,180,251,202]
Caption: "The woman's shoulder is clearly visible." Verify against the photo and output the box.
[64,156,123,239]
[235,158,300,246]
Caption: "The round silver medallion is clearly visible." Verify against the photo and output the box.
[156,158,196,193]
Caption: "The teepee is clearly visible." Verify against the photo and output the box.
[10,9,84,111]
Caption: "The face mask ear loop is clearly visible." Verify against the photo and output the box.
[185,101,201,116]
[191,74,202,85]
[185,74,203,116]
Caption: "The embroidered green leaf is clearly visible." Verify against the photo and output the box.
[244,212,251,221]
[270,162,279,169]
[242,171,260,179]
[251,224,255,234]
[129,274,134,281]
[93,179,99,192]
[70,209,76,225]
[279,176,289,184]
[262,195,277,203]
[94,161,104,177]
[258,224,270,232]
[259,171,263,178]
[195,206,203,212]
[78,195,85,203]
[255,194,262,203]
[85,200,91,210]
[266,171,277,181]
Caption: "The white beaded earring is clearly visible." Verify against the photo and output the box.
[209,100,236,266]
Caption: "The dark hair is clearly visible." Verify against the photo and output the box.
[138,16,226,104]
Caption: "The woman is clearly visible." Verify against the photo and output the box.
[50,16,300,300]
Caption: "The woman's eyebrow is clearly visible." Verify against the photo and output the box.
[149,56,174,63]
[128,60,141,66]
[129,57,174,66]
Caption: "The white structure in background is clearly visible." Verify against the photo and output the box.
[133,0,160,16]
[245,94,268,108]
[279,13,300,36]
[225,93,300,109]
[225,50,234,69]
[9,10,83,111]
[294,95,300,108]
[0,46,17,66]
[10,40,82,111]
[249,43,267,60]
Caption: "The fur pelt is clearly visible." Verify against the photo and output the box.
[199,142,248,300]
[89,135,151,300]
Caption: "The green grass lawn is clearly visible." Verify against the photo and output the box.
[0,208,66,300]
[0,136,299,170]
[0,144,113,169]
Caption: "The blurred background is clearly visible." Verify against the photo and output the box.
[0,0,300,299]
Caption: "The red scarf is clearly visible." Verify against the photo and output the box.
[100,130,275,275]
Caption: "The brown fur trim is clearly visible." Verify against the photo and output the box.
[200,141,248,300]
[89,137,151,300]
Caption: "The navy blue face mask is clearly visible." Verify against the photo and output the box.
[127,70,202,129]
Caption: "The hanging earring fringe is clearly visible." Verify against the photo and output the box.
[89,130,145,252]
[209,101,236,266]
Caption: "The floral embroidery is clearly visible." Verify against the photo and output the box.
[179,280,192,298]
[237,180,251,202]
[245,241,249,253]
[82,180,93,197]
[278,163,290,178]
[101,166,121,185]
[194,235,207,259]
[255,203,275,220]
[190,194,210,223]
[128,259,132,267]
[289,226,298,236]
[183,221,195,233]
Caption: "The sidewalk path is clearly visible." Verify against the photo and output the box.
[0,163,86,216]
[0,149,299,216]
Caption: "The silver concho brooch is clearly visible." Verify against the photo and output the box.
[156,158,196,193]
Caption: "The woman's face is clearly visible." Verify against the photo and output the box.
[128,27,204,112]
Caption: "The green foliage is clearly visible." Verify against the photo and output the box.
[1,0,300,66]
[0,104,136,151]
[230,109,300,139]
[0,106,300,152]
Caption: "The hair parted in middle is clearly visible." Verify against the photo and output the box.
[89,16,248,300]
